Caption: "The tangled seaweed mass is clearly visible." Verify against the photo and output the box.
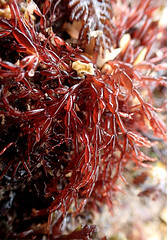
[0,0,167,238]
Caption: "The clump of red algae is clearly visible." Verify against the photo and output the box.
[0,0,167,238]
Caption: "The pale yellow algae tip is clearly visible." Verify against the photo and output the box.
[72,60,95,77]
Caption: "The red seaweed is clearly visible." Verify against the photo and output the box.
[0,0,167,238]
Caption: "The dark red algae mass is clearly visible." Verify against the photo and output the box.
[0,0,167,238]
